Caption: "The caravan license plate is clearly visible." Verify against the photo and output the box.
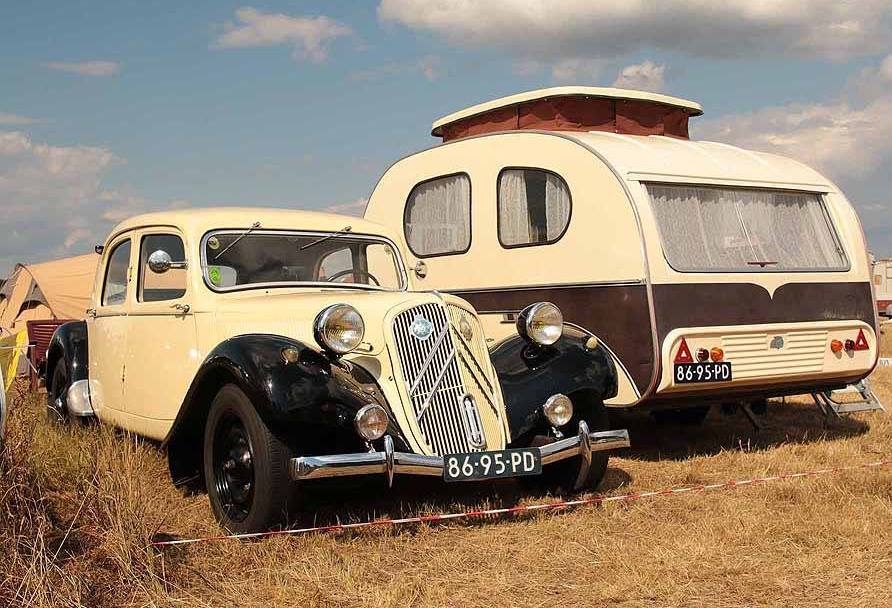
[674,362,732,384]
[443,448,541,482]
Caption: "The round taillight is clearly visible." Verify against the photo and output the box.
[844,339,855,352]
[696,348,709,362]
[710,347,724,362]
[830,339,844,354]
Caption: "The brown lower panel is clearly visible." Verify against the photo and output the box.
[450,284,654,392]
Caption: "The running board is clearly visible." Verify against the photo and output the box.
[811,379,886,418]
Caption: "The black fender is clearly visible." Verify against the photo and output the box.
[490,326,617,442]
[164,334,405,487]
[45,321,88,395]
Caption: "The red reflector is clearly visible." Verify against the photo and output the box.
[674,338,693,363]
[696,348,709,362]
[830,339,844,354]
[854,329,869,351]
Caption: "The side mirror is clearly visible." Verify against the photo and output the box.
[412,260,428,279]
[147,250,187,274]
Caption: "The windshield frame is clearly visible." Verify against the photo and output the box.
[199,228,409,293]
[643,182,851,274]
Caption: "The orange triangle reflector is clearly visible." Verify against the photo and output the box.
[674,338,693,363]
[854,328,869,351]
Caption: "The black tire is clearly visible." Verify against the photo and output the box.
[652,405,710,426]
[203,384,298,533]
[522,392,610,495]
[47,362,69,422]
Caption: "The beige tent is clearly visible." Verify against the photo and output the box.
[0,254,98,335]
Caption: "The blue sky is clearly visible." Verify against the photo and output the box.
[2,1,892,275]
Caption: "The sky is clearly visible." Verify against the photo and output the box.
[2,0,892,276]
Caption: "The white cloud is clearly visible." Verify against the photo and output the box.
[379,0,892,63]
[0,112,40,126]
[215,7,352,63]
[352,55,443,81]
[550,58,606,83]
[0,131,177,275]
[324,198,368,216]
[612,61,666,92]
[44,60,120,76]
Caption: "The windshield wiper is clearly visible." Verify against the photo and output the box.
[299,226,352,251]
[213,221,261,261]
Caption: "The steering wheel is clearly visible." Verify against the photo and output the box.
[325,269,381,286]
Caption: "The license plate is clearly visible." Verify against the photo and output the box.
[443,448,542,482]
[674,362,732,384]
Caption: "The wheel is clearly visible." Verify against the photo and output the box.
[203,384,298,533]
[652,405,710,426]
[521,391,610,495]
[47,363,69,422]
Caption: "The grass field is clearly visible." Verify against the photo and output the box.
[2,337,892,607]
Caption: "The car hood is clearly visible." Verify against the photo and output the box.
[205,288,453,356]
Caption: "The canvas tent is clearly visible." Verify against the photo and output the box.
[0,253,98,336]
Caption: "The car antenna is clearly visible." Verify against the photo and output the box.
[214,221,261,261]
[300,226,352,251]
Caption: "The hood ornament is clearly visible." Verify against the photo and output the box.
[409,315,434,341]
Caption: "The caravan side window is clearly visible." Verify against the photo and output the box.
[404,173,471,257]
[498,168,571,248]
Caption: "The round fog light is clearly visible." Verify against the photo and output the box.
[354,404,389,441]
[543,394,573,427]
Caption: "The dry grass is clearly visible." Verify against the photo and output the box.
[3,366,892,607]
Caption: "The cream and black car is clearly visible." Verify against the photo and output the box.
[45,208,628,532]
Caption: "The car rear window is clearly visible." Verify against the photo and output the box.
[646,184,848,272]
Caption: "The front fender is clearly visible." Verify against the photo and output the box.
[46,321,88,393]
[490,326,617,440]
[164,334,406,487]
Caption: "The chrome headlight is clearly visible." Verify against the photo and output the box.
[517,302,563,346]
[543,394,573,427]
[314,304,365,355]
[354,404,389,441]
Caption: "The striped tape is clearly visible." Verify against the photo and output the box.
[150,459,892,548]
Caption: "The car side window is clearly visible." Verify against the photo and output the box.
[139,234,187,302]
[498,168,571,248]
[404,173,471,257]
[102,239,131,306]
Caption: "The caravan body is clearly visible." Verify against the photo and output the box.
[365,87,878,409]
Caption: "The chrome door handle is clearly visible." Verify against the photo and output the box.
[86,308,96,318]
[412,260,428,279]
[170,303,191,314]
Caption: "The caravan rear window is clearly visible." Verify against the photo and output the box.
[646,184,848,272]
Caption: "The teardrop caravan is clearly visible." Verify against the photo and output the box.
[364,87,879,411]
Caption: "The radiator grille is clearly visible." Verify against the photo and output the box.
[391,303,500,455]
[721,329,829,380]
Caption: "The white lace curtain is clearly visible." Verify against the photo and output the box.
[405,174,471,256]
[647,184,847,271]
[499,169,570,246]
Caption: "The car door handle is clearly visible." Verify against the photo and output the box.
[170,303,191,314]
[86,308,97,318]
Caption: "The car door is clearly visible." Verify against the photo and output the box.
[89,235,133,421]
[123,230,198,434]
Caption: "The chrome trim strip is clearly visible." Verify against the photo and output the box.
[407,322,451,398]
[416,349,458,421]
[447,279,643,294]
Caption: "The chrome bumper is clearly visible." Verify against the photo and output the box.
[290,420,630,487]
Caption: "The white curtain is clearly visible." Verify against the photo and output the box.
[647,184,847,271]
[498,170,530,245]
[544,173,571,241]
[405,175,471,256]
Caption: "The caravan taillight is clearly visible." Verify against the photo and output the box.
[830,339,844,354]
[696,348,709,362]
[710,347,724,362]
[844,339,855,352]
[853,329,869,351]
[674,339,693,363]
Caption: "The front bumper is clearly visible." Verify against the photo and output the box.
[290,420,630,487]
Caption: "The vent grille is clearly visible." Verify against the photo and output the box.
[721,329,829,380]
[392,303,481,455]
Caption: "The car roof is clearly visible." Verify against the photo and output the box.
[109,207,399,242]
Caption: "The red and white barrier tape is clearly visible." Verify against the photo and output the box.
[151,459,892,548]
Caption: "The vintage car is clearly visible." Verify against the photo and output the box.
[45,208,628,532]
[365,86,882,420]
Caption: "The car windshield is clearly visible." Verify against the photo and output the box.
[203,230,406,291]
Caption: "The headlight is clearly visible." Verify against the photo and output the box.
[517,302,563,345]
[314,304,365,355]
[543,394,573,427]
[354,404,389,441]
